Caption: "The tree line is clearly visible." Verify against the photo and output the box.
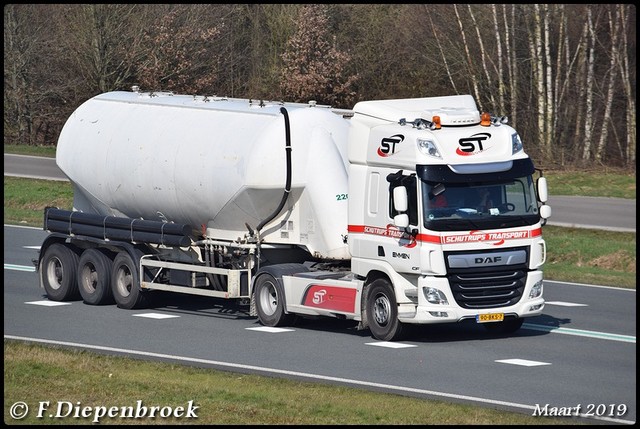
[3,4,636,169]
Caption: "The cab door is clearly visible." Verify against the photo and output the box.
[384,171,422,274]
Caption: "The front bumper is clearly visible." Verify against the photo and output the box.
[397,270,545,324]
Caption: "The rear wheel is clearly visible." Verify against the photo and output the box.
[77,248,114,305]
[254,274,293,326]
[366,278,406,341]
[41,243,80,301]
[111,252,147,309]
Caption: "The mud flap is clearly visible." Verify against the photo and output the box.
[357,283,369,331]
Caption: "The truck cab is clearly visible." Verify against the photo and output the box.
[346,95,551,340]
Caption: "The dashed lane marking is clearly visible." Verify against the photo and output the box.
[132,313,180,320]
[366,341,418,349]
[4,263,36,272]
[495,358,551,367]
[246,326,295,333]
[25,300,71,307]
[522,323,635,343]
[544,301,588,307]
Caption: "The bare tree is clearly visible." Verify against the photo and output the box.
[491,5,505,113]
[136,6,222,94]
[530,5,546,156]
[427,8,458,94]
[232,4,300,99]
[543,4,554,155]
[454,5,481,106]
[280,5,358,107]
[55,4,149,93]
[4,5,33,145]
[594,6,621,164]
[503,5,519,128]
[466,5,497,110]
[4,5,72,146]
[616,4,636,166]
[569,10,590,162]
[581,6,596,163]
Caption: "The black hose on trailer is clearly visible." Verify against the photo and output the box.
[256,107,292,234]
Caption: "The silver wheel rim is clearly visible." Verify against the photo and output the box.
[81,263,98,293]
[373,294,391,326]
[258,280,278,316]
[115,264,132,298]
[46,257,63,290]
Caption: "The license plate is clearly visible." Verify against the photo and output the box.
[476,313,504,323]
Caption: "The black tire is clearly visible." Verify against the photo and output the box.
[254,274,293,327]
[77,248,114,305]
[41,243,80,301]
[111,251,147,309]
[366,278,406,341]
[483,317,524,334]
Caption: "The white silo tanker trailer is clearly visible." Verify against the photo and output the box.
[37,89,551,341]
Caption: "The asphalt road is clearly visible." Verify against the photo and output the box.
[4,153,636,232]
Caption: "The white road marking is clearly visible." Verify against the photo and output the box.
[495,359,551,367]
[544,301,588,307]
[25,300,71,307]
[132,313,180,320]
[245,326,295,333]
[522,323,635,343]
[4,263,36,272]
[366,341,418,349]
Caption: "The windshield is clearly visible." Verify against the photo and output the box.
[422,176,540,231]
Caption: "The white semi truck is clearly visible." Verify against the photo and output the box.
[37,89,551,341]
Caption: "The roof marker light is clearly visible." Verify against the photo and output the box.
[432,115,441,130]
[480,112,491,126]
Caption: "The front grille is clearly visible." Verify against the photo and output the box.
[448,269,526,309]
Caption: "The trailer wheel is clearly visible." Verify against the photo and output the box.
[483,317,524,334]
[366,278,406,341]
[42,243,80,301]
[77,248,114,305]
[111,252,146,309]
[254,274,293,327]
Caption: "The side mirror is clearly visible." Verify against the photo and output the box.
[393,186,408,212]
[537,177,548,203]
[394,213,409,228]
[539,204,551,219]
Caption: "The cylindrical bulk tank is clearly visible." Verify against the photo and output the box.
[56,91,351,259]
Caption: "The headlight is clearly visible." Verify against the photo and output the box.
[417,139,442,159]
[423,287,448,305]
[529,279,543,299]
[512,133,523,154]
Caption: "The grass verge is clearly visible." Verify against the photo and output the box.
[4,341,572,425]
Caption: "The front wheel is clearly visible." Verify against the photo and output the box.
[254,274,293,327]
[41,243,80,301]
[366,279,406,341]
